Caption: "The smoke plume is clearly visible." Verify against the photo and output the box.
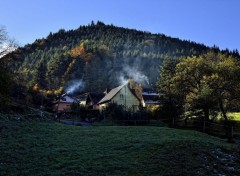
[65,79,84,94]
[119,75,129,85]
[119,66,150,86]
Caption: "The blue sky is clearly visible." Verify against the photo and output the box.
[0,0,239,50]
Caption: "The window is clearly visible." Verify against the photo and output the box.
[120,94,124,100]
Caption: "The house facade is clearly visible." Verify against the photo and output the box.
[98,83,142,112]
[53,95,78,112]
[76,93,87,107]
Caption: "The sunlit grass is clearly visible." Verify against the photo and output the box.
[228,112,240,121]
[217,112,240,121]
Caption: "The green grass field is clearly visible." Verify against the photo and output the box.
[228,112,240,121]
[217,112,240,121]
[0,116,239,176]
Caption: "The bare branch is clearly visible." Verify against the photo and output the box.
[0,25,18,58]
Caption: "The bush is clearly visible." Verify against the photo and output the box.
[105,103,150,125]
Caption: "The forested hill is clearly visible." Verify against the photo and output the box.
[1,21,237,94]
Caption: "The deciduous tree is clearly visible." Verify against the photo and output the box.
[173,55,214,120]
[0,26,17,58]
[170,51,240,121]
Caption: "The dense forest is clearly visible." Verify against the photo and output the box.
[1,21,239,97]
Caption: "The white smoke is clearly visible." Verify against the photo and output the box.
[65,79,84,94]
[119,76,129,85]
[118,66,150,86]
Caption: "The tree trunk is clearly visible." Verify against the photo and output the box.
[203,108,209,121]
[218,98,233,142]
[203,108,209,133]
[218,98,228,121]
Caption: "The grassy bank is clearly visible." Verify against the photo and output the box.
[0,116,239,176]
[229,112,240,121]
[216,112,240,121]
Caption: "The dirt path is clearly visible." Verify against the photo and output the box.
[60,120,92,127]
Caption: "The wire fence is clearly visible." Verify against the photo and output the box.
[115,116,239,142]
[159,117,239,142]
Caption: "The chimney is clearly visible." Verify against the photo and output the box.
[103,87,110,95]
[128,79,143,100]
[128,79,134,89]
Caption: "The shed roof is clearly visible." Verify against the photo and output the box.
[54,95,78,104]
[98,84,126,104]
[142,92,161,105]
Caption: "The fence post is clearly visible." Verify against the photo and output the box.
[172,117,175,127]
[203,118,206,133]
[227,125,234,143]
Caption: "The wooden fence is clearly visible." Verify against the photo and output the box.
[159,117,237,143]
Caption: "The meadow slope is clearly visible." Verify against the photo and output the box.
[0,117,239,176]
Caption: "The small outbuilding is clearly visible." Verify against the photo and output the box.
[53,94,79,112]
[142,91,161,108]
[85,92,105,110]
